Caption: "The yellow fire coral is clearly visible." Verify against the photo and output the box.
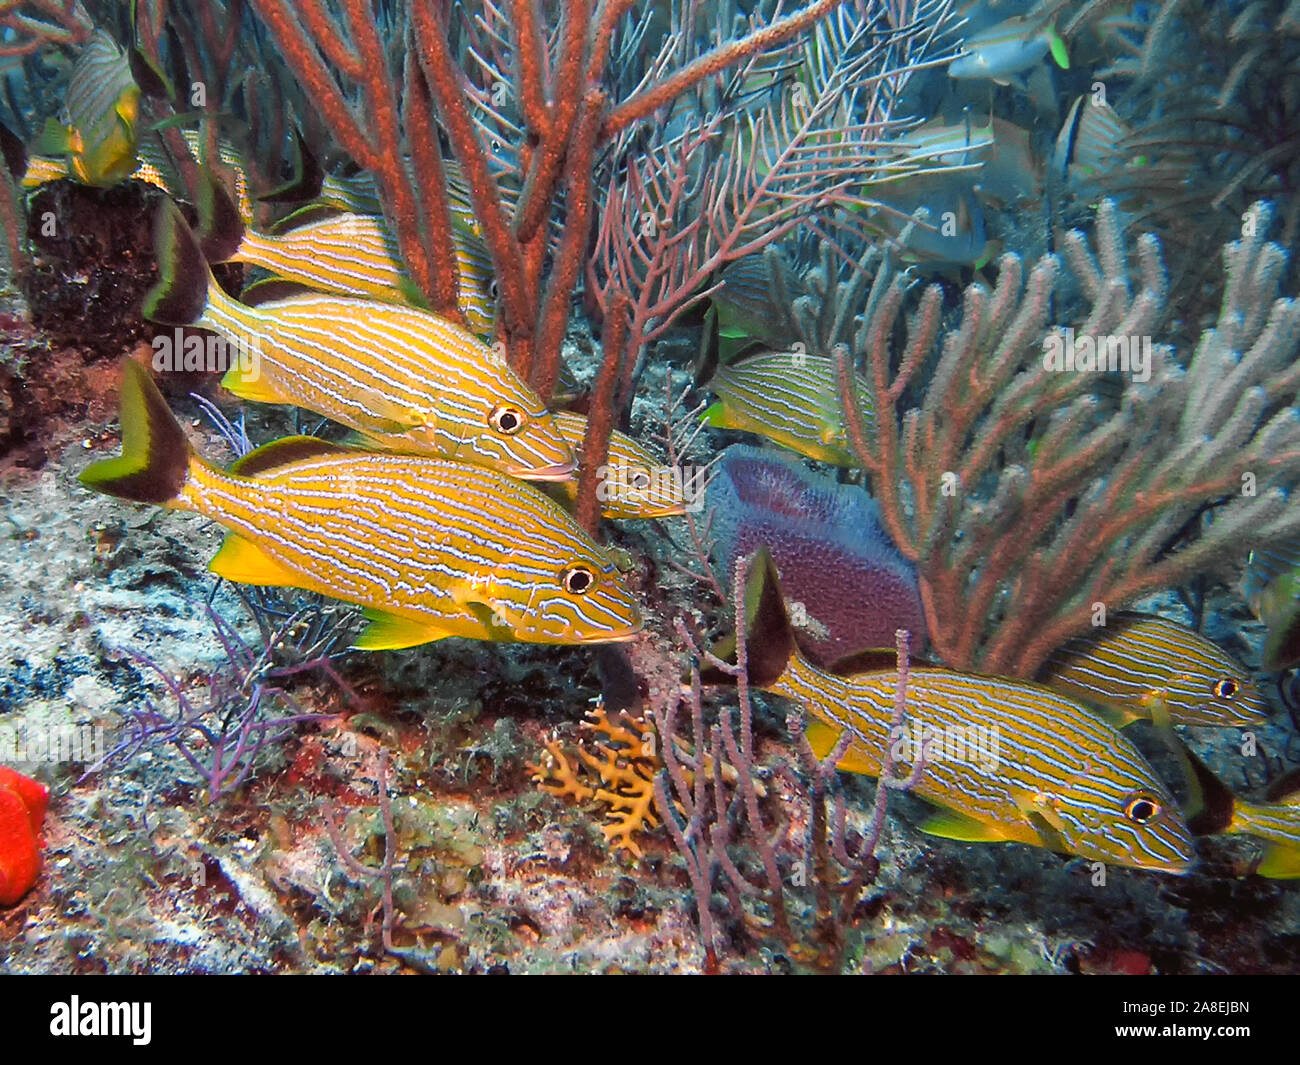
[529,700,661,859]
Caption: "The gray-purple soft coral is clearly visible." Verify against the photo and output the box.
[706,445,926,665]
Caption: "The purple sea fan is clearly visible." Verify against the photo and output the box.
[706,446,926,665]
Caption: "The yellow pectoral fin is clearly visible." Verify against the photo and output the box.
[464,601,519,642]
[1023,810,1072,855]
[1087,700,1136,729]
[920,807,1012,843]
[701,401,731,428]
[804,719,878,776]
[115,86,142,131]
[1009,787,1072,852]
[351,416,428,443]
[805,718,841,760]
[1255,843,1300,879]
[210,533,300,587]
[221,362,286,405]
[350,402,434,441]
[1146,698,1175,731]
[353,608,456,651]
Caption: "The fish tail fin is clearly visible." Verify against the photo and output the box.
[194,164,245,263]
[700,400,728,427]
[78,360,194,505]
[143,198,218,325]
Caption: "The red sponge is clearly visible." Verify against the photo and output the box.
[0,767,50,906]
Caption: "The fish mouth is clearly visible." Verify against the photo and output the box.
[1147,855,1194,875]
[596,625,642,644]
[511,459,577,482]
[579,614,644,644]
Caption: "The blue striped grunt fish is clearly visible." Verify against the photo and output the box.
[271,135,488,240]
[1037,613,1269,728]
[144,200,574,481]
[317,168,485,239]
[1243,536,1300,672]
[549,411,692,520]
[1179,744,1300,878]
[32,30,140,187]
[79,362,641,648]
[948,13,1069,84]
[729,549,1195,873]
[702,351,875,467]
[24,126,257,225]
[160,130,255,223]
[709,256,801,357]
[197,170,495,334]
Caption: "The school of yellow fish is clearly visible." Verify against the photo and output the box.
[24,29,1297,879]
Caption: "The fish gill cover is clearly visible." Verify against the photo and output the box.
[0,0,1297,980]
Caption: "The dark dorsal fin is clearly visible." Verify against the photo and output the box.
[1265,767,1300,805]
[128,44,173,102]
[0,121,26,181]
[259,128,324,203]
[239,278,320,306]
[127,0,174,102]
[195,165,246,263]
[228,435,352,477]
[699,629,738,686]
[1176,742,1238,836]
[693,302,721,390]
[823,648,902,676]
[1262,602,1300,672]
[741,547,796,690]
[268,202,346,235]
[143,199,210,326]
[697,547,796,690]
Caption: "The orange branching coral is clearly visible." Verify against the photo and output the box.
[530,698,766,859]
[529,700,661,859]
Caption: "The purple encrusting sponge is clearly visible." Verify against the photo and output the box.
[706,445,926,665]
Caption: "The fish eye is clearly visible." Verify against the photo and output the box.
[1214,678,1239,699]
[489,279,499,299]
[488,405,525,435]
[1123,794,1161,824]
[560,564,594,595]
[630,470,651,490]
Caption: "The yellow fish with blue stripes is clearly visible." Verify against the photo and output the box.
[726,549,1195,873]
[268,134,489,240]
[196,170,495,334]
[1178,744,1300,878]
[703,351,875,467]
[1038,613,1269,728]
[1243,536,1300,672]
[24,125,258,226]
[32,30,141,188]
[80,362,641,648]
[549,411,693,520]
[144,199,573,481]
